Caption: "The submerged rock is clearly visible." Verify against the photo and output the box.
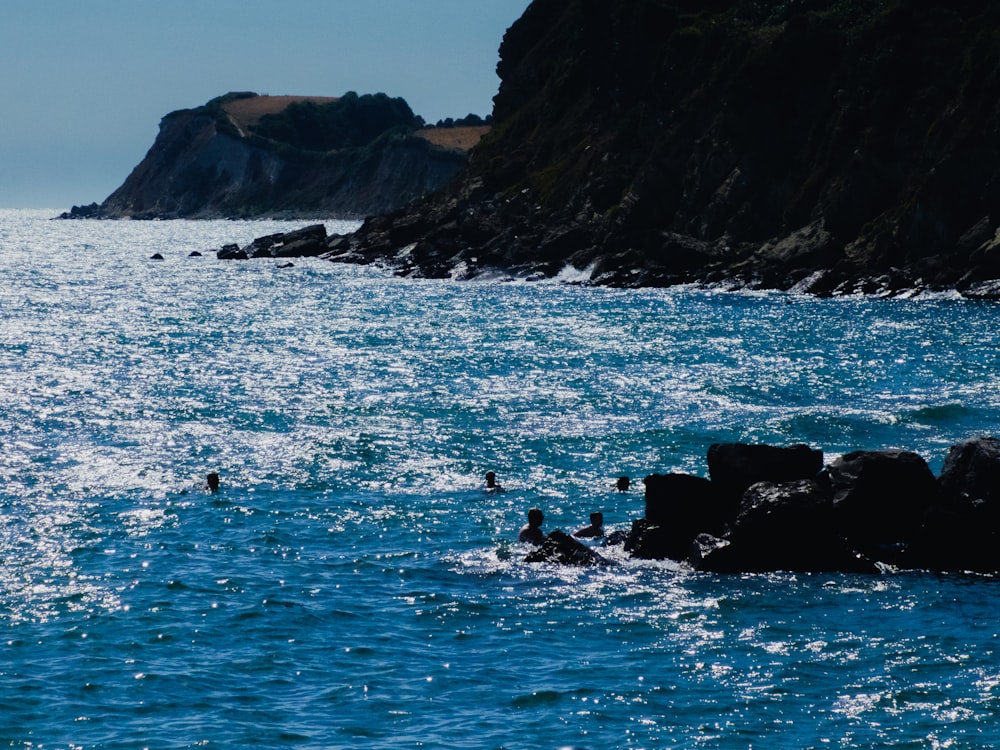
[525,530,612,566]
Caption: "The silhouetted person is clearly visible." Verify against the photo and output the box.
[573,511,604,538]
[616,476,630,492]
[484,470,505,493]
[518,507,545,544]
[205,472,220,493]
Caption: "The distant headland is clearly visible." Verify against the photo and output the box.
[61,91,490,220]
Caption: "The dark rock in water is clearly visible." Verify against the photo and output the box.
[905,436,1000,572]
[624,473,722,560]
[602,529,629,546]
[938,436,1000,512]
[217,243,245,260]
[188,251,203,257]
[217,225,329,261]
[688,533,733,570]
[150,253,164,260]
[826,450,938,552]
[907,504,1000,573]
[707,443,824,510]
[693,480,878,574]
[246,232,287,259]
[525,530,612,566]
[277,262,295,269]
[274,224,328,258]
[59,202,101,220]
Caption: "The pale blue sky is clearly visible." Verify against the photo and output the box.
[0,0,531,208]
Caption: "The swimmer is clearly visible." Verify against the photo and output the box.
[484,470,506,493]
[205,472,220,493]
[616,475,630,492]
[518,507,545,545]
[573,511,604,538]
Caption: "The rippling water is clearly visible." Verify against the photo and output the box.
[2,208,1000,748]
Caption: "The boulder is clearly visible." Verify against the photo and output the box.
[938,436,1000,512]
[825,450,938,552]
[524,530,612,566]
[217,243,246,260]
[904,437,1000,572]
[692,480,877,574]
[623,473,722,560]
[246,232,286,258]
[707,442,824,510]
[274,224,328,258]
[906,504,1000,573]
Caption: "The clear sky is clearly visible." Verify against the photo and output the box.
[0,0,532,209]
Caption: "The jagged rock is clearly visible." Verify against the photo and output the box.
[826,450,938,552]
[707,443,824,510]
[693,480,878,574]
[524,530,612,566]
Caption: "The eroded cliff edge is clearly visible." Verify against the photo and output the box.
[334,0,1000,297]
[65,92,484,220]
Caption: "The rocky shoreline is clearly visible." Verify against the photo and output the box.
[203,0,1000,299]
[529,437,1000,574]
[207,222,1000,299]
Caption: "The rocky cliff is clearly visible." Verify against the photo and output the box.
[335,0,1000,297]
[64,92,481,220]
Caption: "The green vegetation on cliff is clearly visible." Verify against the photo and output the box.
[251,92,421,152]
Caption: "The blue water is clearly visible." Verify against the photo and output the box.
[2,208,1000,749]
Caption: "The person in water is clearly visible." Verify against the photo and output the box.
[616,476,630,492]
[484,471,505,493]
[573,511,604,538]
[518,507,545,544]
[205,472,220,493]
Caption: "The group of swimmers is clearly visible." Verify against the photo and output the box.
[490,471,631,546]
[203,468,624,548]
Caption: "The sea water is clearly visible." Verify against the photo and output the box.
[1,208,1000,749]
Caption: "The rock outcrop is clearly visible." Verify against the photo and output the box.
[524,530,612,566]
[331,0,1000,297]
[62,92,484,220]
[625,437,1000,574]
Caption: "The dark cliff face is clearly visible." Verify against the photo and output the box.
[342,0,1000,296]
[69,93,470,220]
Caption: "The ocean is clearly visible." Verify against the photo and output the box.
[1,208,999,749]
